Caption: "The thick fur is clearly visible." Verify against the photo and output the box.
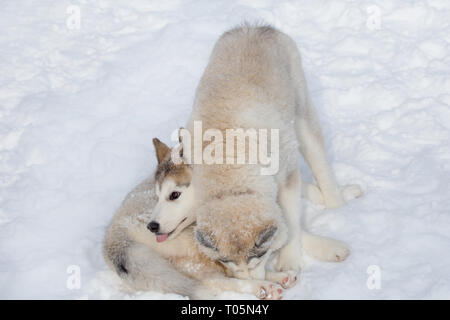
[185,25,361,276]
[103,176,210,299]
[104,150,291,300]
[104,25,362,299]
[103,143,354,299]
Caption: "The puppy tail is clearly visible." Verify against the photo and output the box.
[103,231,212,299]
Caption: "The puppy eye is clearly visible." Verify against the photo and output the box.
[248,250,267,262]
[218,258,232,264]
[169,191,181,200]
[255,251,267,258]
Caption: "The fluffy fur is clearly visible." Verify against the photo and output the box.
[185,25,362,276]
[103,141,295,300]
[103,24,362,299]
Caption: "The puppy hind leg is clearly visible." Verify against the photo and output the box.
[295,117,345,209]
[301,231,350,262]
[288,42,346,209]
[302,182,324,205]
[302,182,363,205]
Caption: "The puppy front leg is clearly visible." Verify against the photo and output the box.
[201,276,283,300]
[275,169,304,272]
[265,271,297,289]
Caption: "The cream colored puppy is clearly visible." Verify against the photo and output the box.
[183,25,362,278]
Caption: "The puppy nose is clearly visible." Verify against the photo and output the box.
[147,221,160,233]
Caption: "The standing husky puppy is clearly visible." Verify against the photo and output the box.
[185,25,362,278]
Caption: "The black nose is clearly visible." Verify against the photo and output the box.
[147,221,160,233]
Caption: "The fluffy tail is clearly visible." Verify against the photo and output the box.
[103,231,212,299]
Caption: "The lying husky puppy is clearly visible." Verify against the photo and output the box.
[103,139,295,300]
[183,25,362,279]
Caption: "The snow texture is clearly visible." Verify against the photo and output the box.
[1,0,450,299]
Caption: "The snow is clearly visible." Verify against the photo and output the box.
[1,0,450,299]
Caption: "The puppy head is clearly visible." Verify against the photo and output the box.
[148,138,195,242]
[194,193,287,279]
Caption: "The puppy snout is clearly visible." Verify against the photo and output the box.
[147,221,160,233]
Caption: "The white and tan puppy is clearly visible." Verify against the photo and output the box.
[104,139,293,300]
[183,25,362,278]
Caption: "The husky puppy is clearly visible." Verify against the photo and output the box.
[103,139,294,300]
[184,25,362,279]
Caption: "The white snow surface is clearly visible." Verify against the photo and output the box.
[1,0,450,300]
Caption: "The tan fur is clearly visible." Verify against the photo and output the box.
[153,138,170,164]
[195,195,281,264]
[104,142,287,299]
[185,25,361,276]
[104,24,363,299]
[185,26,303,276]
[153,138,191,188]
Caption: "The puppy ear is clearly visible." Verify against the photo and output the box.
[255,226,277,248]
[195,230,216,250]
[153,138,170,164]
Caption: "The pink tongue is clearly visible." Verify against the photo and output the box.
[156,234,168,243]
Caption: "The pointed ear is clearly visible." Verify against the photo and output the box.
[195,230,216,250]
[152,138,170,164]
[255,226,277,248]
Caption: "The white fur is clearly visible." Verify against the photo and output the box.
[151,178,196,239]
[276,170,304,272]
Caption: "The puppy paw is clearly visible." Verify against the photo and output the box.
[323,195,345,209]
[265,271,297,289]
[332,242,350,262]
[256,282,283,300]
[274,243,303,272]
[309,237,350,262]
[303,183,324,205]
[341,184,363,201]
[280,271,298,288]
